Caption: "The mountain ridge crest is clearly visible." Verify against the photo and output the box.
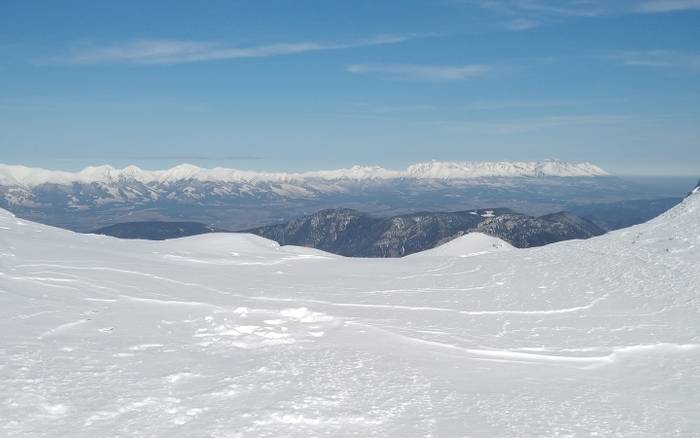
[0,160,609,187]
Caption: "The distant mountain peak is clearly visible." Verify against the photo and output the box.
[405,159,607,179]
[0,160,609,187]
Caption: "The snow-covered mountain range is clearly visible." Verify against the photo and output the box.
[0,160,608,187]
[1,184,698,436]
[0,160,661,233]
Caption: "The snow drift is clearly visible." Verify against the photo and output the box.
[407,232,514,257]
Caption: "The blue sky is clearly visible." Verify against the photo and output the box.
[1,0,699,175]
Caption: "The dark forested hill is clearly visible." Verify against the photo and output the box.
[94,221,219,240]
[246,208,605,257]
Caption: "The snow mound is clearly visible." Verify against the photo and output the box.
[409,232,514,257]
[159,232,282,253]
[154,233,336,265]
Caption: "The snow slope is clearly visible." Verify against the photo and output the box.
[1,192,699,437]
[407,232,514,257]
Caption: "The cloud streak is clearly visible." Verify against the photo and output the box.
[52,34,426,65]
[437,114,632,134]
[466,98,627,110]
[465,0,700,31]
[637,0,700,12]
[502,18,541,31]
[347,63,493,81]
[610,50,700,70]
[467,0,605,17]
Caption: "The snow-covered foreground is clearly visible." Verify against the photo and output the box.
[1,194,699,437]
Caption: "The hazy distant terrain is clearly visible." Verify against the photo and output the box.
[0,161,691,232]
[568,197,683,230]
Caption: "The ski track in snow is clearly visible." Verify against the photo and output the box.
[355,322,700,368]
[1,195,700,436]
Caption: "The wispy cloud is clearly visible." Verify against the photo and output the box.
[466,98,627,110]
[466,0,605,17]
[501,18,541,31]
[465,0,611,23]
[323,102,436,122]
[457,0,616,32]
[349,102,437,113]
[610,50,700,69]
[465,0,700,31]
[49,34,426,65]
[437,114,631,134]
[503,1,608,17]
[373,104,436,113]
[637,0,700,12]
[346,63,493,81]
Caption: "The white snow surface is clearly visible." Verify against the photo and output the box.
[0,160,607,187]
[408,232,514,258]
[2,193,699,437]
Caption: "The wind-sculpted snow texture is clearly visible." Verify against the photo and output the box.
[1,192,699,437]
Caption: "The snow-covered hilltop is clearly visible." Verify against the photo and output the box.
[0,186,698,437]
[0,160,607,187]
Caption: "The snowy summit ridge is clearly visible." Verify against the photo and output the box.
[0,160,608,187]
